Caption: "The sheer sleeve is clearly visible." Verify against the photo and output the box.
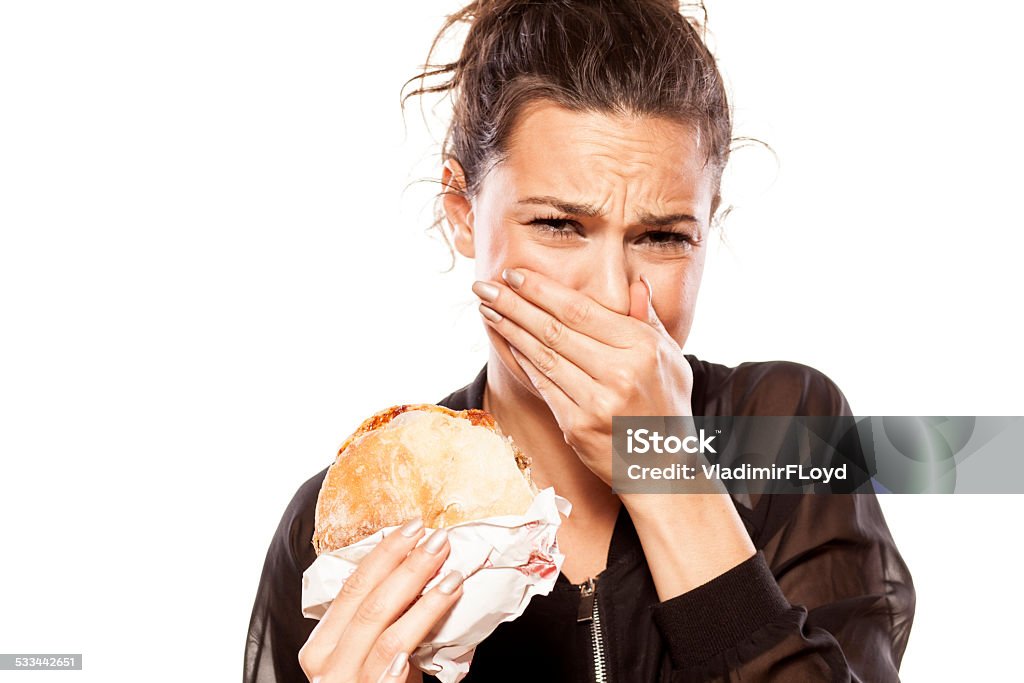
[651,362,916,681]
[244,470,326,683]
[652,494,915,682]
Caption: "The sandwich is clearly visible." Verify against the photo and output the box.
[313,403,539,555]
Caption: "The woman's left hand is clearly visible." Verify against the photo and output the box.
[473,266,694,487]
[475,267,757,600]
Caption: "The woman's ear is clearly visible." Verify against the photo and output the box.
[442,159,475,259]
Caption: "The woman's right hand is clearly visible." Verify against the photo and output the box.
[298,517,465,683]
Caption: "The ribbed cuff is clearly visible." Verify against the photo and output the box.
[651,550,791,667]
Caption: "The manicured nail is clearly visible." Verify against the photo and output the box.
[437,570,464,594]
[639,273,654,305]
[387,651,409,677]
[400,517,424,537]
[502,268,525,289]
[479,304,503,322]
[423,528,449,554]
[472,281,500,302]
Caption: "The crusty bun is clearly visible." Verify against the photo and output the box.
[313,404,538,555]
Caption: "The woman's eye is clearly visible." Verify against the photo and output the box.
[527,220,693,249]
[639,230,693,249]
[529,218,578,239]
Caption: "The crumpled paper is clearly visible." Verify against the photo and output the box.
[301,487,572,683]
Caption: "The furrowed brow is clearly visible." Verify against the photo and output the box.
[518,196,701,229]
[517,196,602,218]
[636,211,700,229]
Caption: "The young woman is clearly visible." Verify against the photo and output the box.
[245,1,915,681]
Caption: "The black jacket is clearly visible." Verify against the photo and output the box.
[244,357,915,682]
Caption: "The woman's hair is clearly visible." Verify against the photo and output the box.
[403,0,730,267]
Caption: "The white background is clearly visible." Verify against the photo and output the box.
[1,1,1021,680]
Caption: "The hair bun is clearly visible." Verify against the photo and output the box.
[403,0,726,269]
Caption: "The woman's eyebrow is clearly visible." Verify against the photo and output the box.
[635,211,700,228]
[517,195,699,228]
[517,195,601,217]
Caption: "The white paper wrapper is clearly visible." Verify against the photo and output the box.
[301,487,571,683]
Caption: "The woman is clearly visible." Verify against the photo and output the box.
[245,1,915,681]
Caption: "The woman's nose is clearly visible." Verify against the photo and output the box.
[576,240,633,316]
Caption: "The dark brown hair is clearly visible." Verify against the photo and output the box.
[403,0,731,267]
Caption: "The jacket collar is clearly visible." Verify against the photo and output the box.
[436,363,487,411]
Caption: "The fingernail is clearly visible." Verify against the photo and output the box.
[502,268,525,289]
[472,281,499,302]
[400,517,424,537]
[387,651,409,677]
[479,304,503,322]
[437,570,464,594]
[639,273,654,305]
[423,528,449,554]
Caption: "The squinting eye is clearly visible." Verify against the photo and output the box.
[529,217,578,239]
[639,231,693,249]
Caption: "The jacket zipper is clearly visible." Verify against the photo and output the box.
[577,576,608,683]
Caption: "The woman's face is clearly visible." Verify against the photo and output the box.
[446,101,717,388]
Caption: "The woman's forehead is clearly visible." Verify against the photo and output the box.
[490,102,715,206]
[509,102,699,159]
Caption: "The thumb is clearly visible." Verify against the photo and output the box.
[628,274,664,329]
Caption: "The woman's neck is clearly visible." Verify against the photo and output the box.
[483,350,618,521]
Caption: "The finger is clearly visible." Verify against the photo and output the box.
[627,277,650,322]
[479,303,603,407]
[336,528,452,674]
[362,569,466,679]
[630,274,669,333]
[473,279,612,378]
[634,272,667,331]
[499,267,641,347]
[302,518,426,673]
[374,651,410,683]
[507,345,581,438]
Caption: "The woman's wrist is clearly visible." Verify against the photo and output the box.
[623,492,756,601]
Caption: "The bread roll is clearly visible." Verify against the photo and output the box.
[313,403,539,555]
